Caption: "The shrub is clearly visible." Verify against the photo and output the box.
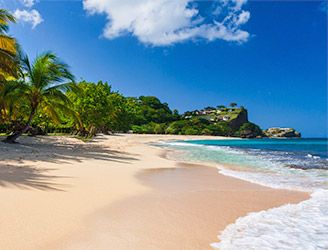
[154,123,166,134]
[165,120,187,134]
[201,128,213,135]
[235,122,262,138]
[182,126,199,135]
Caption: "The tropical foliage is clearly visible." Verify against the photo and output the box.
[0,7,263,142]
[66,81,133,136]
[3,52,75,143]
[0,9,19,79]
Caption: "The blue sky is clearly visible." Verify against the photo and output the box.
[1,0,327,137]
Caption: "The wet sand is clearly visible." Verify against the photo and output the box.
[59,163,308,250]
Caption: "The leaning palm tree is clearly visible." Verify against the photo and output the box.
[3,52,75,143]
[0,8,19,79]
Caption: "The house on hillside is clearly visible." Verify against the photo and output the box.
[222,115,230,121]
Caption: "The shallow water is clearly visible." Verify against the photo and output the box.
[158,138,328,250]
[161,138,328,191]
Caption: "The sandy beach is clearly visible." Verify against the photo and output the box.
[0,134,309,250]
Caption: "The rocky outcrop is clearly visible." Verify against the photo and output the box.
[229,109,248,130]
[263,127,301,138]
[236,122,263,138]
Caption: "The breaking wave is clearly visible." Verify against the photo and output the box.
[158,139,328,250]
[211,189,328,250]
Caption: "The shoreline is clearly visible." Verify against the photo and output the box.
[0,134,309,249]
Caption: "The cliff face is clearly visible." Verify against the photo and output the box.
[229,109,248,130]
[263,127,301,138]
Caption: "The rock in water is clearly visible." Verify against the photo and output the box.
[263,127,301,138]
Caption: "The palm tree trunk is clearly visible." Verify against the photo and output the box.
[3,109,36,143]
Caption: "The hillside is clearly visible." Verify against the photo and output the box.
[184,107,248,129]
[131,102,263,138]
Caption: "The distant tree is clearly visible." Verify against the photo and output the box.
[217,105,226,109]
[67,81,112,135]
[165,120,187,134]
[67,81,133,135]
[182,126,199,135]
[131,96,176,125]
[204,106,215,111]
[183,111,192,117]
[153,123,166,134]
[200,128,213,135]
[172,109,180,120]
[189,117,210,126]
[235,122,262,138]
[215,122,233,136]
[229,103,237,107]
[107,92,133,132]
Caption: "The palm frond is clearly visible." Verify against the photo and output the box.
[41,102,61,124]
[0,35,16,54]
[0,48,19,77]
[43,87,72,105]
[0,9,15,33]
[28,52,74,90]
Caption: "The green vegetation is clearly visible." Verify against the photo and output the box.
[0,7,263,142]
[234,122,262,138]
[66,81,132,136]
[0,9,19,79]
[3,52,75,143]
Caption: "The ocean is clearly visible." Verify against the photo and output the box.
[159,138,328,250]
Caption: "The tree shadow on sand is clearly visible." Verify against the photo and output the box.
[0,135,139,164]
[0,163,68,191]
[0,135,139,191]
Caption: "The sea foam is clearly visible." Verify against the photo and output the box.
[159,140,328,249]
[161,141,328,191]
[211,189,328,250]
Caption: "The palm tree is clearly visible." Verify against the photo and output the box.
[229,102,237,108]
[0,8,19,79]
[0,80,24,123]
[0,9,20,124]
[3,52,75,143]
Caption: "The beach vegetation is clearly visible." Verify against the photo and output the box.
[234,122,263,138]
[3,52,75,143]
[0,7,264,141]
[0,9,19,79]
[66,81,132,136]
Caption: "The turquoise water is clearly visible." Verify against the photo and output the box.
[160,138,328,249]
[186,138,328,158]
[185,138,328,170]
[162,138,328,191]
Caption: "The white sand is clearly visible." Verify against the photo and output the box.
[0,134,308,249]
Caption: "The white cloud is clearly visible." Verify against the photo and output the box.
[83,0,251,46]
[20,0,36,8]
[235,11,250,25]
[13,9,43,29]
